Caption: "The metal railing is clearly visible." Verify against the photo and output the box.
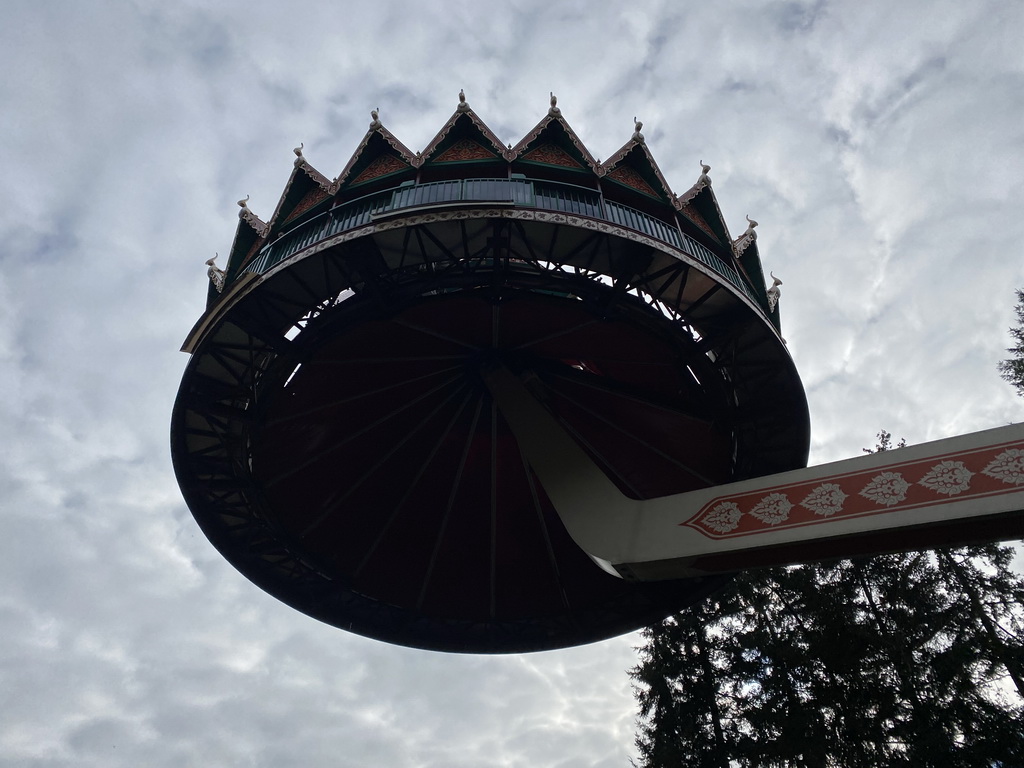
[241,177,757,304]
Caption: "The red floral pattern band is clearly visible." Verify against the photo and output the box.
[683,441,1024,539]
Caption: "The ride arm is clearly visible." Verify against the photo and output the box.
[482,364,1024,580]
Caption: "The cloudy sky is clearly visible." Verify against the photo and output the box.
[2,1,1023,765]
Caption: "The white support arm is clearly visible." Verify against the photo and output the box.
[482,365,1024,580]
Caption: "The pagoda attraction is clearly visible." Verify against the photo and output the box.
[172,93,810,653]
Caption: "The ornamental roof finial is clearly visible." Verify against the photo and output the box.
[549,92,560,117]
[370,107,381,129]
[457,88,470,113]
[633,117,644,142]
[698,161,711,185]
[732,213,759,254]
[293,142,305,167]
[767,271,782,312]
[237,195,250,217]
[206,253,226,293]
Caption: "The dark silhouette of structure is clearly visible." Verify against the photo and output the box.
[172,96,808,652]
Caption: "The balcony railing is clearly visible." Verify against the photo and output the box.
[241,177,758,305]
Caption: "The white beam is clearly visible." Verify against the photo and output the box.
[482,365,1024,580]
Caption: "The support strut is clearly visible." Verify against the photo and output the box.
[483,364,1024,580]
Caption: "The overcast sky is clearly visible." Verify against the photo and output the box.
[2,1,1023,766]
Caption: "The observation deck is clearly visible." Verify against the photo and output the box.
[173,97,809,653]
[233,176,763,313]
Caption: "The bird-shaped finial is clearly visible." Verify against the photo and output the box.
[370,107,381,128]
[766,271,782,312]
[745,214,758,232]
[293,142,305,166]
[237,194,250,210]
[457,88,470,112]
[633,117,644,141]
[548,92,560,116]
[206,253,226,293]
[698,161,711,185]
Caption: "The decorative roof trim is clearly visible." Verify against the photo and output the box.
[263,148,334,234]
[731,215,758,256]
[676,162,712,205]
[433,139,499,163]
[237,195,269,237]
[606,165,659,197]
[673,162,734,247]
[282,187,330,226]
[521,143,585,169]
[678,203,716,239]
[418,97,512,163]
[333,110,418,191]
[509,108,599,172]
[294,145,333,192]
[598,135,674,200]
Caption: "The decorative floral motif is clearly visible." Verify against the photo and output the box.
[701,502,742,534]
[859,471,910,507]
[607,165,659,197]
[748,493,793,526]
[434,139,496,163]
[800,483,847,517]
[982,448,1024,486]
[679,203,716,238]
[918,460,973,496]
[684,436,1024,539]
[522,143,583,168]
[283,188,330,225]
[352,154,409,184]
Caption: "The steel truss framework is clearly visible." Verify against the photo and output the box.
[173,211,809,652]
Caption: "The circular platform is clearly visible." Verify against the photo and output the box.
[173,212,809,652]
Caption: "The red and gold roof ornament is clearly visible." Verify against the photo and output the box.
[210,93,781,323]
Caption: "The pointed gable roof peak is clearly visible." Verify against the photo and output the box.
[333,109,418,191]
[261,147,334,233]
[510,109,599,173]
[598,122,675,201]
[676,161,712,204]
[418,94,511,163]
[673,161,734,247]
[236,195,268,236]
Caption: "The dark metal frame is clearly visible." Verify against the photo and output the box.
[174,212,808,651]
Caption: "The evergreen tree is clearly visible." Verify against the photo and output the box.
[998,289,1024,395]
[632,432,1024,767]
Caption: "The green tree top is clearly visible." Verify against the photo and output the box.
[998,289,1024,396]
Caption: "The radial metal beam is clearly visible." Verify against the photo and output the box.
[482,364,1024,580]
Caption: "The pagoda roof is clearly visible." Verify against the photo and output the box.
[419,97,511,164]
[263,148,333,233]
[510,96,599,172]
[220,197,269,288]
[674,164,733,247]
[219,97,763,296]
[730,215,771,313]
[333,112,418,191]
[599,124,674,202]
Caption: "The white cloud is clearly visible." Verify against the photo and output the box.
[1,1,1022,765]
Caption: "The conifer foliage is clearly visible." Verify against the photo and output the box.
[998,289,1024,396]
[632,433,1024,767]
